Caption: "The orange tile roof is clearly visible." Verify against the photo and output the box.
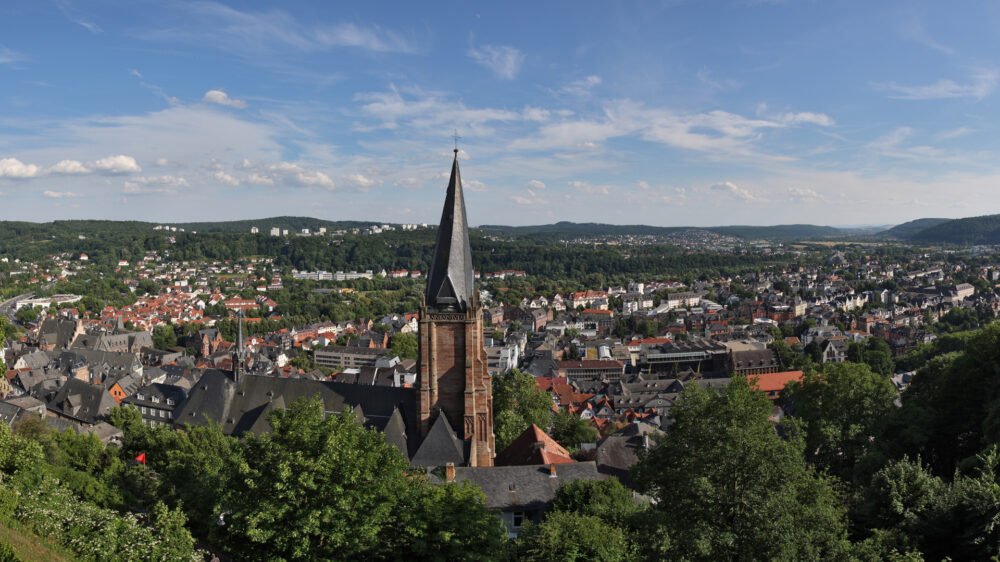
[494,424,575,466]
[746,370,803,394]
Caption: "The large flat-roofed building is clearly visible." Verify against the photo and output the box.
[314,345,390,369]
[555,359,625,382]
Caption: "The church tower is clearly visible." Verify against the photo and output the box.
[232,310,246,382]
[418,149,495,467]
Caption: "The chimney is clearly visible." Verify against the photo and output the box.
[445,462,455,482]
[549,463,557,478]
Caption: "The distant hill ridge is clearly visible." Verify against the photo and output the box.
[479,221,847,240]
[5,215,1000,244]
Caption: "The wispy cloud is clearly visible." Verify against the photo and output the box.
[0,45,26,66]
[124,175,190,194]
[140,3,416,58]
[43,190,80,198]
[877,69,997,100]
[468,44,524,79]
[560,75,601,96]
[898,16,955,56]
[938,126,974,140]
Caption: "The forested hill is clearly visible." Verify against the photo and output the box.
[708,224,843,240]
[478,221,848,240]
[167,217,377,234]
[878,218,951,239]
[909,214,1000,244]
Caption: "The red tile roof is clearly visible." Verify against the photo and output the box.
[746,370,803,394]
[494,424,575,466]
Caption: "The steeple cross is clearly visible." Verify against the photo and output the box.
[452,129,462,152]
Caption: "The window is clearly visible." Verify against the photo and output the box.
[152,396,160,403]
[166,398,174,406]
[136,394,144,401]
[140,406,147,414]
[512,511,526,528]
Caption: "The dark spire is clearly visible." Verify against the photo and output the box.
[233,310,245,381]
[425,150,475,312]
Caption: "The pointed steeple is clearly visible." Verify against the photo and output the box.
[425,150,475,312]
[233,310,245,381]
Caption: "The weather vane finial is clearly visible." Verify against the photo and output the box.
[452,129,461,153]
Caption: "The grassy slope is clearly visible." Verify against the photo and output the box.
[0,520,76,562]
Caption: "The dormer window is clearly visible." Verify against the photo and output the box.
[166,398,174,406]
[152,396,160,403]
[136,394,144,401]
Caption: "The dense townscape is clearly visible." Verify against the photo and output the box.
[2,157,1000,560]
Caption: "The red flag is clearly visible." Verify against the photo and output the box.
[135,453,146,465]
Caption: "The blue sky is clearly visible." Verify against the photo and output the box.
[1,1,998,227]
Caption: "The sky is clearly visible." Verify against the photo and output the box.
[1,1,999,227]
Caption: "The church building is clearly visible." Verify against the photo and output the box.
[418,149,495,467]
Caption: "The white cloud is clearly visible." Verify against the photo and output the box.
[776,112,835,127]
[92,155,142,174]
[786,187,826,202]
[526,180,546,190]
[356,87,525,133]
[0,158,43,178]
[510,195,534,205]
[345,173,376,190]
[710,181,757,201]
[246,173,274,185]
[203,89,248,109]
[49,160,90,175]
[235,159,255,169]
[214,170,240,186]
[123,175,190,194]
[268,162,334,189]
[561,75,601,96]
[877,69,998,100]
[394,177,422,189]
[43,190,80,198]
[567,180,613,195]
[465,179,487,192]
[468,44,524,79]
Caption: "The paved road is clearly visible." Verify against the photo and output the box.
[0,292,34,322]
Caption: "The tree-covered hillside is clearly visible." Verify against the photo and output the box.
[910,213,1000,244]
[878,218,951,240]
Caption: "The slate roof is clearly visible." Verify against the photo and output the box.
[425,151,475,312]
[448,462,603,511]
[410,412,465,467]
[731,349,780,371]
[174,373,422,458]
[593,422,660,486]
[43,378,117,424]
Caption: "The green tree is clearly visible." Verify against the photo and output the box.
[493,369,553,452]
[550,478,640,527]
[390,332,418,360]
[517,511,629,562]
[782,362,899,482]
[632,377,850,561]
[549,409,599,452]
[222,396,506,560]
[152,324,178,350]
